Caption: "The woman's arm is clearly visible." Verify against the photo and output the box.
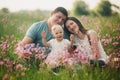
[88,30,100,59]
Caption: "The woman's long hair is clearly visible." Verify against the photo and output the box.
[64,17,87,35]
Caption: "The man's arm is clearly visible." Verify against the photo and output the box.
[21,36,34,47]
[21,22,39,47]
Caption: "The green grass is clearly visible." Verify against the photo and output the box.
[0,10,120,80]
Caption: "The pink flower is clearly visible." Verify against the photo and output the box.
[0,61,4,65]
[101,38,112,46]
[65,58,77,66]
[0,42,9,51]
[62,48,89,67]
[16,64,23,70]
[2,74,10,80]
[45,53,61,68]
[112,42,119,46]
[35,53,46,59]
[3,58,10,63]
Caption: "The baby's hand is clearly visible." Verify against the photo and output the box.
[41,31,46,38]
[70,34,74,41]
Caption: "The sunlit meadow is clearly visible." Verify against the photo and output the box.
[0,10,120,80]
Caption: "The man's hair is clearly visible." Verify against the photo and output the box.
[53,7,68,17]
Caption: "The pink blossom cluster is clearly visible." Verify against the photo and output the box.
[109,53,120,69]
[14,42,49,60]
[45,48,90,69]
[0,42,9,51]
[101,38,112,46]
[62,48,90,67]
[0,58,27,74]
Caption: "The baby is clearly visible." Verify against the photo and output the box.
[41,24,74,54]
[41,24,74,68]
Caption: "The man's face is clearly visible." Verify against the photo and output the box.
[51,12,67,26]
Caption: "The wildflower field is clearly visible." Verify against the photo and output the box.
[0,10,120,80]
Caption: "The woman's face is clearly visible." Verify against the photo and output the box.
[65,20,79,34]
[51,12,67,26]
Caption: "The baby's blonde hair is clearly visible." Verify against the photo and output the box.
[51,24,63,35]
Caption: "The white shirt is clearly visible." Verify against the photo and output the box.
[45,39,70,68]
[49,39,70,54]
[74,30,108,62]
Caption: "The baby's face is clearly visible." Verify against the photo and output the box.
[53,28,64,41]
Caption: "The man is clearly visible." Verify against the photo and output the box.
[21,7,69,47]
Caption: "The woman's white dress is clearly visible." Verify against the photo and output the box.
[74,30,108,62]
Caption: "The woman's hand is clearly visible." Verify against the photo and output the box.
[74,29,80,35]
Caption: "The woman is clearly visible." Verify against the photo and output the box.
[64,17,109,68]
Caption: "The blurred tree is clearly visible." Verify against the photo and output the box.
[72,0,89,16]
[109,0,120,14]
[111,4,120,14]
[1,8,9,13]
[95,0,112,16]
